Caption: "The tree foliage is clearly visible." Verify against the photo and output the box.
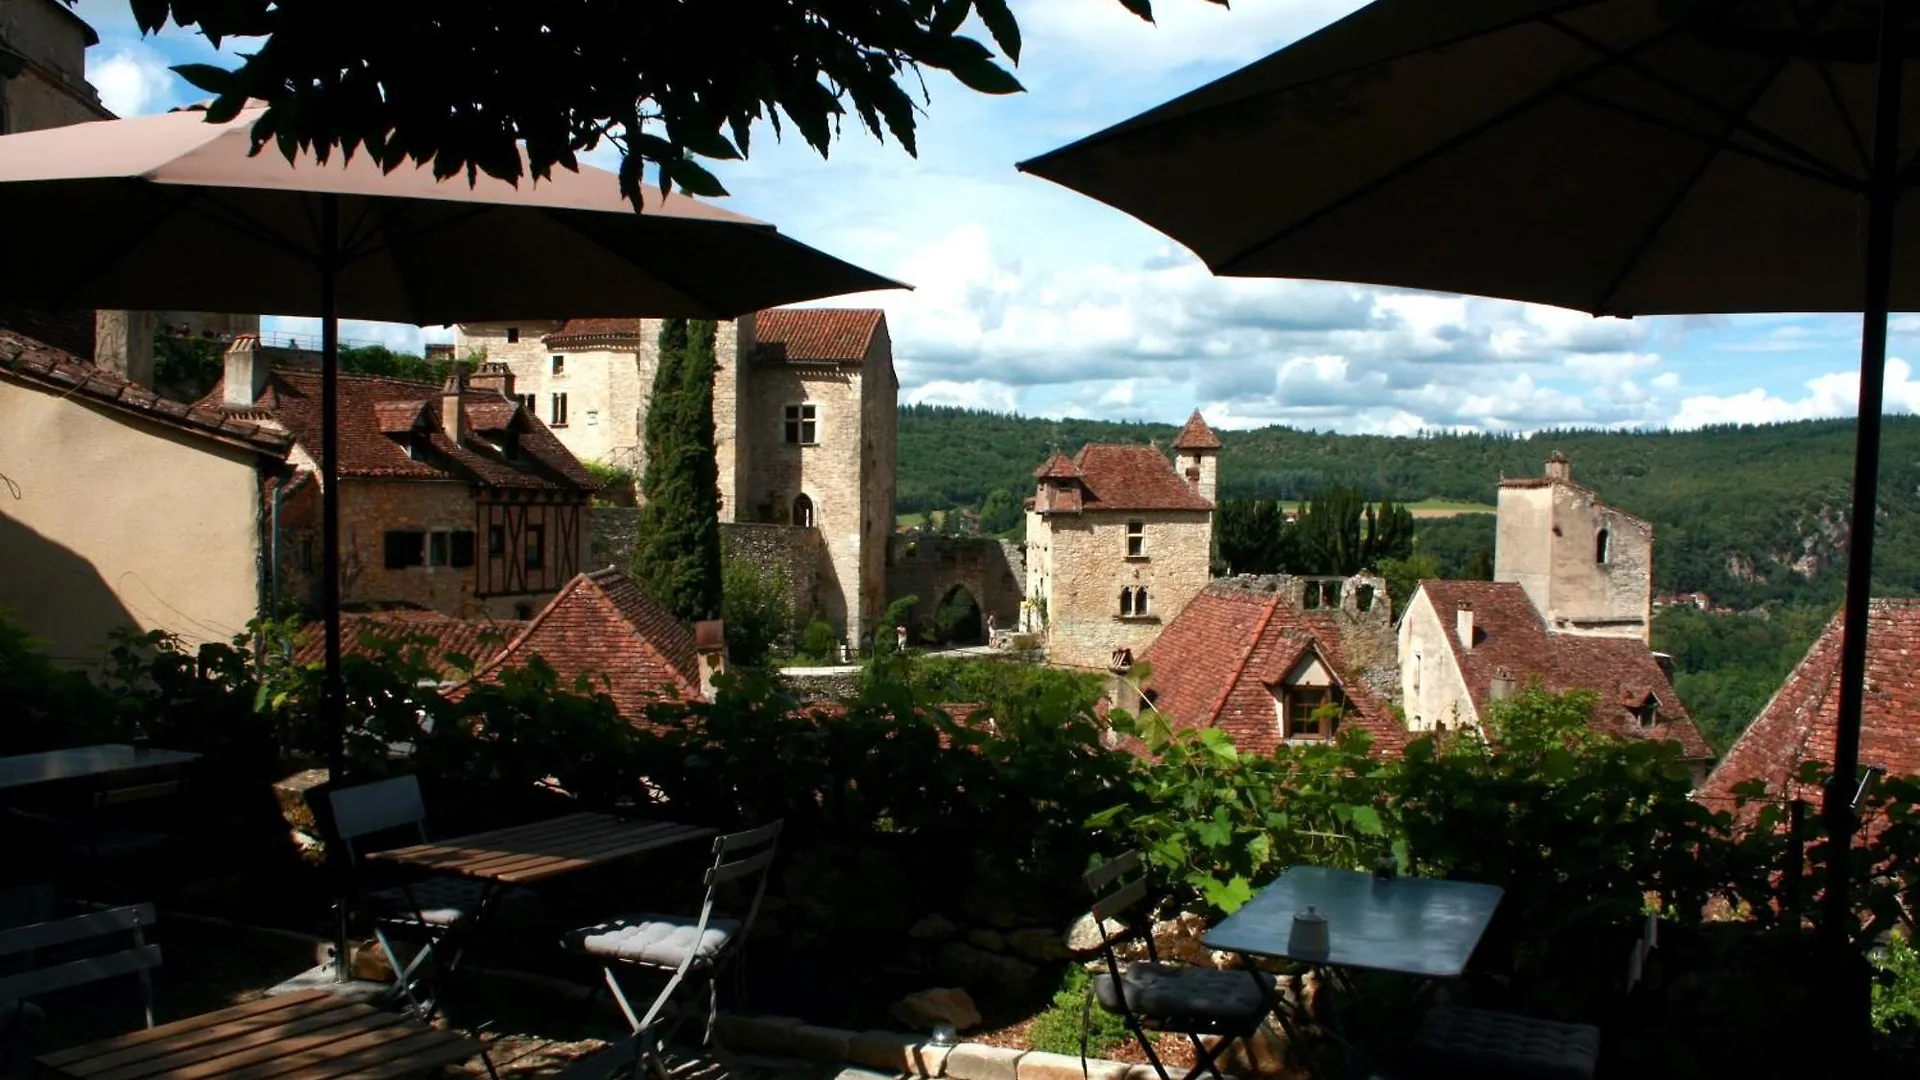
[1291,486,1414,575]
[720,549,793,670]
[632,319,723,622]
[1216,497,1292,574]
[119,0,1214,209]
[977,487,1022,536]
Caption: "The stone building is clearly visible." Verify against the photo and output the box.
[0,0,108,134]
[203,337,597,621]
[1024,412,1220,671]
[1399,453,1710,776]
[1136,575,1408,757]
[454,308,896,647]
[1495,450,1653,641]
[0,325,292,656]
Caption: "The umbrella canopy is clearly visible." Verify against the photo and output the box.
[0,106,900,320]
[1021,0,1920,318]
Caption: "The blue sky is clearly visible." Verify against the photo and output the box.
[70,0,1920,434]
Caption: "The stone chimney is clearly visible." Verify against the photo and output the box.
[441,365,467,443]
[95,310,156,389]
[1456,603,1475,650]
[1490,666,1516,701]
[468,361,515,399]
[1545,450,1571,483]
[222,334,270,408]
[693,620,728,700]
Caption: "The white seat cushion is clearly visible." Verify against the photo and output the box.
[563,914,740,968]
[365,877,530,928]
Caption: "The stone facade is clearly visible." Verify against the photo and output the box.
[719,522,826,629]
[1495,451,1653,641]
[1024,424,1220,672]
[457,311,894,648]
[0,0,108,135]
[885,535,1026,642]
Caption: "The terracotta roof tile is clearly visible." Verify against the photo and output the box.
[543,319,648,346]
[1418,580,1711,760]
[1034,451,1082,479]
[1070,444,1213,512]
[755,308,883,364]
[0,306,97,359]
[0,330,292,456]
[1140,584,1410,758]
[461,568,703,723]
[1172,410,1223,451]
[200,370,594,491]
[292,611,525,679]
[1699,599,1920,819]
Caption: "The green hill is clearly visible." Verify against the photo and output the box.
[898,405,1920,608]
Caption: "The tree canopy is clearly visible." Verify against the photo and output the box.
[121,0,1217,208]
[631,318,724,622]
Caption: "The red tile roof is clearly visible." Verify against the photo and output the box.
[291,611,526,679]
[543,319,648,346]
[1140,583,1410,758]
[1070,444,1214,512]
[1172,411,1223,451]
[461,568,703,722]
[755,308,883,364]
[201,370,595,491]
[1,329,292,456]
[1034,452,1082,479]
[0,306,97,359]
[1418,580,1711,760]
[1698,600,1920,817]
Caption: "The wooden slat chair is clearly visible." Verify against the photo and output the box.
[1083,852,1267,1080]
[328,776,532,1011]
[560,821,783,1080]
[0,903,160,1067]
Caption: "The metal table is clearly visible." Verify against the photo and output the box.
[1202,866,1503,978]
[0,745,202,797]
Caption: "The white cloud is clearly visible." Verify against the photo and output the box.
[259,318,452,356]
[1669,358,1920,429]
[89,45,176,117]
[905,379,1021,413]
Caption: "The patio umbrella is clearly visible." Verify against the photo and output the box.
[0,105,899,977]
[1021,0,1909,1063]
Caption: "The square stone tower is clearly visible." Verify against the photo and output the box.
[1494,451,1653,640]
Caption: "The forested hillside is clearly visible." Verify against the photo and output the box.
[898,405,1920,609]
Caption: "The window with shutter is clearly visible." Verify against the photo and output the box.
[384,531,425,569]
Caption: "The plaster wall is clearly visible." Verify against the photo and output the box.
[0,383,265,655]
[1397,588,1481,733]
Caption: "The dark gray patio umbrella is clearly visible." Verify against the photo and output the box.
[1022,0,1910,1063]
[0,104,898,977]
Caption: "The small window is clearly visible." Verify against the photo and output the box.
[383,530,426,569]
[586,409,599,425]
[551,355,565,375]
[784,403,818,445]
[793,493,816,528]
[1136,586,1150,615]
[551,392,569,427]
[1596,528,1611,564]
[506,327,520,343]
[1126,521,1146,558]
[1634,700,1659,728]
[450,530,476,568]
[1119,587,1135,617]
[487,524,506,555]
[1284,686,1341,742]
[516,394,537,414]
[514,602,534,620]
[525,524,546,569]
[428,531,451,566]
[298,537,314,572]
[1411,652,1422,695]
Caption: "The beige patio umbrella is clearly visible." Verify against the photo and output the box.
[0,105,899,976]
[1022,0,1912,1066]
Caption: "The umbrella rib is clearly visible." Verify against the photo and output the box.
[1218,14,1701,273]
[1588,45,1802,315]
[1811,56,1872,175]
[1543,17,1858,188]
[1563,90,1862,191]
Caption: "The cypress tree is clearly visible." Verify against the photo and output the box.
[631,318,723,621]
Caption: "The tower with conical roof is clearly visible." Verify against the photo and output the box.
[1172,410,1222,506]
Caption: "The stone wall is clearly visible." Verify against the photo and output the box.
[885,535,1026,640]
[720,522,826,626]
[1496,473,1653,641]
[1035,510,1213,671]
[1213,572,1400,703]
[1,0,109,134]
[589,506,641,570]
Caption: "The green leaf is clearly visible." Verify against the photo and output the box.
[1349,804,1385,836]
[973,0,1022,63]
[947,57,1024,95]
[931,0,970,36]
[664,157,729,198]
[1247,832,1273,868]
[172,63,236,96]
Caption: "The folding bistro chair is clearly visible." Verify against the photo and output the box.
[561,821,783,1079]
[1085,851,1267,1080]
[328,775,530,1012]
[0,903,159,1069]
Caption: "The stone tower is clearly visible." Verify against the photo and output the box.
[1172,410,1223,504]
[1494,451,1653,641]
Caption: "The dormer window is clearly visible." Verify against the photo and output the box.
[1274,651,1347,743]
[1633,698,1659,728]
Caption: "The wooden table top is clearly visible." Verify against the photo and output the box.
[0,745,202,793]
[365,812,717,885]
[35,989,482,1080]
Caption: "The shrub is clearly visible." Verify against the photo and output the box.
[797,619,840,663]
[1025,964,1129,1058]
[720,553,793,669]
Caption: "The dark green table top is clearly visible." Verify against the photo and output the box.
[1201,866,1503,978]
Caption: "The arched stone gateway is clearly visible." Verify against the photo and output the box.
[933,583,984,645]
[884,534,1025,642]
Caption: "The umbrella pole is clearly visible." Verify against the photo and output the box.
[1824,0,1906,1068]
[318,192,349,982]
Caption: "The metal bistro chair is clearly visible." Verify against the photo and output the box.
[1084,851,1267,1080]
[328,775,531,1011]
[0,902,159,1070]
[561,820,783,1079]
